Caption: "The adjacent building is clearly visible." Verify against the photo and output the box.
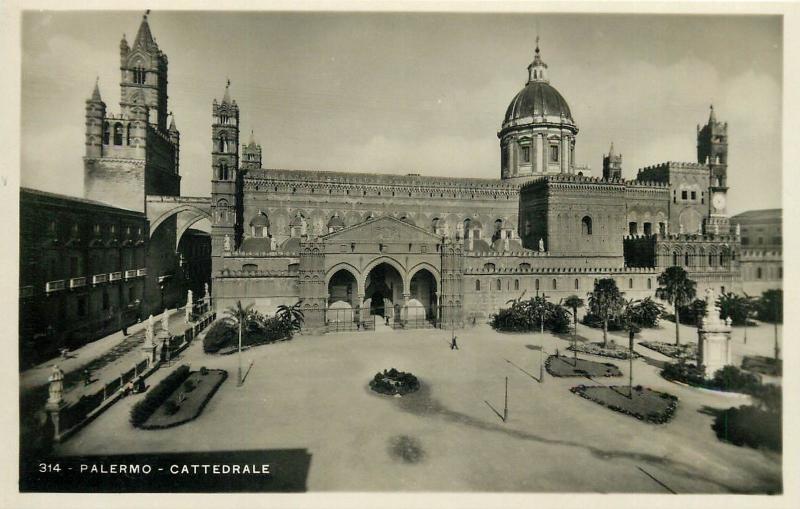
[731,209,782,295]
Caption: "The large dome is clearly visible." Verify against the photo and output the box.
[503,81,573,124]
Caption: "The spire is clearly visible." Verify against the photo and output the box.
[133,10,157,50]
[90,77,102,102]
[168,112,178,131]
[222,78,232,104]
[120,33,129,50]
[527,36,549,84]
[248,129,255,146]
[608,142,615,157]
[708,104,716,124]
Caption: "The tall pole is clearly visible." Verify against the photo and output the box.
[237,320,243,386]
[628,328,634,399]
[503,376,508,422]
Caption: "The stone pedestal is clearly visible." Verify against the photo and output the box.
[697,289,733,379]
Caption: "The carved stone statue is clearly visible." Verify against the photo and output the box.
[185,290,193,323]
[161,309,170,333]
[223,234,231,252]
[735,223,741,236]
[47,365,65,405]
[538,238,545,252]
[145,314,155,346]
[204,283,209,298]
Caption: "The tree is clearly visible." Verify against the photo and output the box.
[624,297,665,329]
[587,278,624,348]
[656,266,697,346]
[529,295,552,334]
[563,295,584,364]
[757,289,782,360]
[224,300,254,386]
[277,300,305,332]
[717,292,755,326]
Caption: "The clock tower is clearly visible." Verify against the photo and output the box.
[698,105,730,234]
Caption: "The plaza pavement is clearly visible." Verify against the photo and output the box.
[55,318,782,493]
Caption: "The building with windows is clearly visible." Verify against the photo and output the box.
[731,209,782,294]
[209,41,742,328]
[19,188,149,367]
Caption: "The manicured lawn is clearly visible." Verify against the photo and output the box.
[142,369,227,429]
[568,341,640,360]
[545,355,622,377]
[571,385,678,424]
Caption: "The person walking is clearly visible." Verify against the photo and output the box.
[83,368,91,386]
[450,335,459,350]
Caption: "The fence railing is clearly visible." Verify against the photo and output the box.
[323,304,464,332]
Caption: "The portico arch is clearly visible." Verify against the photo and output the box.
[362,256,408,294]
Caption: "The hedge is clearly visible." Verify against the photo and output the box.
[130,364,191,428]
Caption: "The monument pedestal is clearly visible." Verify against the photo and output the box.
[697,289,733,379]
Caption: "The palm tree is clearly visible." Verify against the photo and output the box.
[563,295,584,364]
[224,300,254,386]
[277,300,305,332]
[587,278,624,348]
[655,266,697,346]
[529,295,551,334]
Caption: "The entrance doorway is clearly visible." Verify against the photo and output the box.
[364,262,403,323]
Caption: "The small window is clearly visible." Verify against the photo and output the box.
[574,279,579,290]
[242,263,258,272]
[684,253,690,266]
[103,122,110,145]
[673,252,679,266]
[476,280,481,291]
[483,263,496,272]
[647,278,652,290]
[756,267,762,279]
[133,67,146,84]
[552,279,557,290]
[643,223,652,236]
[681,190,688,200]
[113,123,124,145]
[581,216,592,235]
[691,191,697,200]
[496,279,502,291]
[628,278,633,289]
[709,254,714,266]
[550,145,559,162]
[521,146,531,163]
[535,279,540,291]
[514,279,519,290]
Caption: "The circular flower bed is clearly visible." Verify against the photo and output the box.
[570,384,678,424]
[369,368,420,396]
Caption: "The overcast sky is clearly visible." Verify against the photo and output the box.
[21,11,781,215]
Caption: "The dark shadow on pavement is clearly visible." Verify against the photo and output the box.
[505,358,541,383]
[484,400,505,422]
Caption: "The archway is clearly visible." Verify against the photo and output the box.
[364,262,404,321]
[327,268,358,325]
[409,268,438,322]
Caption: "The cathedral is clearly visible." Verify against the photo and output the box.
[209,40,742,328]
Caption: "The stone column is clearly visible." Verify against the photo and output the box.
[356,293,365,326]
[510,139,518,177]
[697,288,733,379]
[45,365,67,441]
[561,134,568,173]
[536,133,544,173]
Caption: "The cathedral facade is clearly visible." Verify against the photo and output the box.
[209,42,742,328]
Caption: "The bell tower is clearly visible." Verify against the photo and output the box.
[120,11,169,131]
[211,80,241,277]
[697,105,730,233]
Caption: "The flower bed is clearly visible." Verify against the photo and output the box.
[567,342,640,360]
[639,341,698,361]
[545,355,622,378]
[130,365,191,427]
[570,385,678,424]
[369,368,420,396]
[139,368,227,429]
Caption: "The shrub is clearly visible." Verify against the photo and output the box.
[660,361,706,386]
[369,368,420,395]
[755,289,782,323]
[624,297,665,328]
[582,312,625,331]
[711,365,761,393]
[491,298,571,333]
[712,405,781,451]
[203,321,236,353]
[200,366,209,376]
[163,400,180,415]
[183,379,197,392]
[130,365,191,427]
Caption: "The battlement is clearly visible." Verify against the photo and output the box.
[226,250,299,258]
[216,268,294,278]
[637,161,707,174]
[463,265,658,275]
[658,233,739,243]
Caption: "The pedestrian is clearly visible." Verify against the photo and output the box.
[450,335,459,350]
[122,323,128,336]
[83,368,91,386]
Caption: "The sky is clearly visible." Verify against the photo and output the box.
[20,11,782,215]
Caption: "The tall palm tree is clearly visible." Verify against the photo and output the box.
[225,300,254,386]
[655,266,697,346]
[563,295,584,364]
[587,278,624,348]
[530,295,551,334]
[277,300,305,332]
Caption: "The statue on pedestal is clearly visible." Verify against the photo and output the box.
[224,234,231,252]
[145,314,155,346]
[161,309,170,333]
[47,365,65,406]
[538,238,545,252]
[185,290,193,323]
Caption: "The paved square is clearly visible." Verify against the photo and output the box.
[56,321,781,493]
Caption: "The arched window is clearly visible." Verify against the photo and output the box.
[514,279,519,291]
[684,253,690,266]
[475,280,481,291]
[133,66,146,85]
[574,279,579,290]
[628,278,633,289]
[647,278,652,290]
[552,279,557,290]
[719,253,724,266]
[535,279,540,291]
[483,263,496,272]
[581,216,593,235]
[126,124,132,145]
[519,263,531,270]
[113,123,123,145]
[102,122,110,145]
[756,267,762,279]
[219,133,227,153]
[708,253,714,266]
[496,279,502,291]
[673,252,679,266]
[242,263,258,272]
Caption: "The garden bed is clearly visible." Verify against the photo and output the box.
[545,355,622,377]
[369,368,420,396]
[741,356,782,377]
[567,342,640,360]
[140,369,227,429]
[570,385,678,424]
[639,341,698,361]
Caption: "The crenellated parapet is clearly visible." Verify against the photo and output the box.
[464,265,658,275]
[216,268,294,278]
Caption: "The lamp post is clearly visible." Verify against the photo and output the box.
[237,318,243,386]
[628,328,635,399]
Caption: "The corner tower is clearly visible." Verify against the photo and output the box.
[211,81,241,277]
[602,142,622,181]
[498,39,579,179]
[83,12,180,212]
[698,105,730,233]
[241,130,262,171]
